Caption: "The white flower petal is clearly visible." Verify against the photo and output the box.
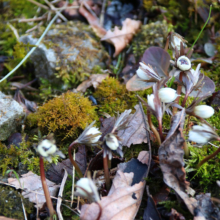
[136,68,150,80]
[177,56,191,71]
[37,140,57,157]
[76,178,93,197]
[106,134,119,150]
[194,105,214,119]
[158,88,178,103]
[86,127,101,143]
[189,130,209,144]
[147,94,156,111]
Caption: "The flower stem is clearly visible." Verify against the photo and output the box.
[147,112,161,146]
[164,32,171,51]
[103,155,111,191]
[181,94,188,107]
[68,142,83,178]
[173,72,183,115]
[40,157,56,219]
[96,202,102,220]
[158,119,164,142]
[197,143,220,168]
[183,141,189,159]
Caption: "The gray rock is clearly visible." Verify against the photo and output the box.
[0,92,25,141]
[20,22,108,86]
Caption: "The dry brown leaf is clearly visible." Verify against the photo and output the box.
[76,74,109,92]
[0,217,18,220]
[80,169,145,220]
[8,171,59,208]
[137,151,150,165]
[158,109,198,215]
[101,18,141,57]
[79,5,106,38]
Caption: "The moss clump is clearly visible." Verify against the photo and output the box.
[27,92,98,140]
[93,77,153,115]
[132,20,173,59]
[0,186,34,219]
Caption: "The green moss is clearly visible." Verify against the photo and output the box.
[132,20,173,59]
[0,186,34,219]
[93,77,153,115]
[27,92,98,140]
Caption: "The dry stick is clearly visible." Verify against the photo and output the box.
[71,150,76,207]
[103,155,111,191]
[68,142,83,178]
[27,0,49,10]
[139,101,152,179]
[100,0,107,27]
[147,112,161,146]
[40,157,56,219]
[0,13,59,83]
[197,140,220,168]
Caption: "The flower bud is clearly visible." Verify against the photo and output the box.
[158,88,178,103]
[36,139,65,162]
[104,133,119,150]
[136,68,150,80]
[147,94,155,110]
[188,124,218,144]
[85,127,102,143]
[170,32,187,51]
[76,178,100,202]
[177,55,191,71]
[194,105,214,119]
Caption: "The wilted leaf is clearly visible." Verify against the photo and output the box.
[101,18,141,57]
[8,171,59,208]
[76,74,109,92]
[80,159,147,220]
[142,47,171,77]
[79,5,106,38]
[158,109,198,214]
[126,74,155,91]
[137,151,150,165]
[143,193,162,220]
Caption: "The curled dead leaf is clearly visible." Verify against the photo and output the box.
[101,18,141,57]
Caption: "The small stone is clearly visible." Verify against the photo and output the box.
[0,92,25,141]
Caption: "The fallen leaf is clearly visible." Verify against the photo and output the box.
[143,193,162,220]
[0,218,18,220]
[79,5,106,38]
[158,109,198,215]
[137,151,150,165]
[101,18,142,57]
[80,159,147,220]
[8,171,59,208]
[57,1,80,19]
[152,184,170,205]
[76,74,109,92]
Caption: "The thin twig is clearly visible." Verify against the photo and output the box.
[71,150,76,207]
[0,13,59,83]
[100,0,106,27]
[19,13,48,22]
[26,21,44,33]
[57,169,68,220]
[7,23,19,41]
[27,0,49,10]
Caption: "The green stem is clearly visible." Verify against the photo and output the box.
[0,13,59,83]
[68,142,83,178]
[40,157,56,219]
[187,5,212,56]
[103,155,111,191]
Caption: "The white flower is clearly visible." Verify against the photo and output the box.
[85,127,101,143]
[37,140,57,158]
[188,124,217,144]
[194,105,214,119]
[76,177,100,202]
[147,94,156,110]
[104,133,119,150]
[177,56,191,71]
[158,88,178,103]
[170,33,187,50]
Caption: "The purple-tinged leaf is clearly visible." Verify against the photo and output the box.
[142,47,171,77]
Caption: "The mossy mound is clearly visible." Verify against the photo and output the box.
[93,77,153,115]
[27,92,98,140]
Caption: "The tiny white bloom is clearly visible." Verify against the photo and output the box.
[37,140,57,158]
[85,127,101,143]
[105,133,119,150]
[76,178,93,197]
[136,68,150,80]
[177,55,191,71]
[194,105,214,119]
[158,88,178,103]
[171,35,186,50]
[147,94,156,111]
[188,124,215,144]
